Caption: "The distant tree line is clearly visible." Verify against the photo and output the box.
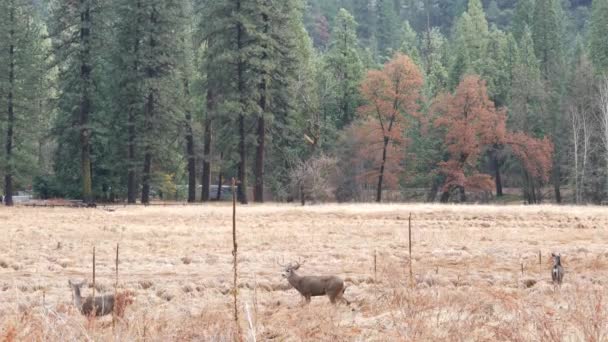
[1,0,608,205]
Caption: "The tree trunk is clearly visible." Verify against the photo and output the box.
[376,136,390,203]
[238,114,248,204]
[236,0,248,205]
[553,164,562,204]
[216,171,223,201]
[254,10,268,203]
[440,189,450,203]
[494,154,503,197]
[254,110,265,203]
[459,185,466,202]
[127,100,136,204]
[80,0,93,204]
[127,0,141,205]
[300,183,305,206]
[184,78,196,203]
[426,176,441,203]
[201,89,213,202]
[4,4,15,207]
[141,91,153,205]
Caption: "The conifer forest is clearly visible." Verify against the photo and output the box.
[2,0,608,206]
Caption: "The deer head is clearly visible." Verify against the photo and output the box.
[279,258,305,279]
[551,253,562,266]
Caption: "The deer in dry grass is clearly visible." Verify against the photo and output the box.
[279,260,349,305]
[551,253,564,286]
[69,280,133,317]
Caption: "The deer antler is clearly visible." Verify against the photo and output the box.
[293,258,306,270]
[276,257,287,268]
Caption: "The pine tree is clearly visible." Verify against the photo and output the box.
[179,3,197,203]
[532,0,566,203]
[449,0,489,88]
[351,0,374,44]
[510,26,547,202]
[48,0,108,202]
[375,0,399,59]
[0,0,47,206]
[202,0,265,204]
[590,0,608,74]
[399,21,421,65]
[114,0,145,203]
[139,0,186,205]
[252,0,306,202]
[324,8,363,129]
[512,0,535,41]
[78,0,94,204]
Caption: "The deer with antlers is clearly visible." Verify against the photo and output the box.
[279,259,349,305]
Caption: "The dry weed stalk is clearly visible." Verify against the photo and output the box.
[373,249,377,284]
[113,243,119,331]
[231,178,241,338]
[408,213,413,288]
[92,246,96,328]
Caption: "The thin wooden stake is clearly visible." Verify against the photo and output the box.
[373,249,377,284]
[143,311,147,341]
[231,178,240,337]
[408,213,413,288]
[92,246,96,319]
[113,243,119,331]
[538,250,542,276]
[521,262,524,276]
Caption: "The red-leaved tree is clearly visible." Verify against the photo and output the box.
[358,54,424,202]
[434,75,553,202]
[506,132,554,203]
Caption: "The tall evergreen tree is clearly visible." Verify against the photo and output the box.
[324,8,363,129]
[79,0,94,204]
[252,0,308,202]
[0,0,47,206]
[512,0,535,41]
[351,0,374,44]
[590,0,608,74]
[114,0,145,203]
[375,0,399,59]
[449,0,490,88]
[48,0,107,202]
[139,0,186,204]
[532,0,563,83]
[202,0,264,204]
[532,0,566,203]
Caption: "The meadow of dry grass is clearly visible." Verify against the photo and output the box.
[1,203,608,341]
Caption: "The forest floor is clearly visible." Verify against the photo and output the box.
[1,203,608,341]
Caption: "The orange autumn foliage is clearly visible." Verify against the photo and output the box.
[348,118,404,188]
[506,133,554,183]
[434,75,553,195]
[356,54,424,200]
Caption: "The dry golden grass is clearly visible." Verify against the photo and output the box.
[1,203,608,341]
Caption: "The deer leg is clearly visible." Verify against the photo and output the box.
[305,295,311,304]
[337,293,350,306]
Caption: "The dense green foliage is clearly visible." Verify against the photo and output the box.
[1,0,607,205]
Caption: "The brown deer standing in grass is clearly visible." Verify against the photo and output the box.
[69,280,114,316]
[551,253,564,286]
[280,260,349,305]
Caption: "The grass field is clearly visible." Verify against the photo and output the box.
[1,203,608,341]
